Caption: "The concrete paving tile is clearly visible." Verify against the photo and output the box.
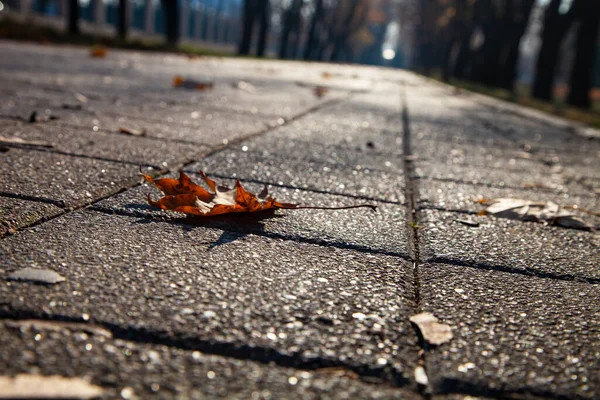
[94,182,409,257]
[244,134,403,174]
[193,148,404,203]
[418,209,600,281]
[0,147,137,208]
[417,178,599,214]
[0,323,419,399]
[44,107,271,146]
[276,119,403,154]
[420,262,600,399]
[1,121,208,168]
[414,160,591,197]
[0,197,62,236]
[0,210,417,379]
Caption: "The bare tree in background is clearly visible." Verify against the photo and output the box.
[67,0,80,35]
[118,0,128,39]
[161,0,180,45]
[567,0,600,108]
[279,0,303,59]
[532,0,577,101]
[239,0,270,56]
[304,0,324,60]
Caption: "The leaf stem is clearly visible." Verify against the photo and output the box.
[290,204,377,211]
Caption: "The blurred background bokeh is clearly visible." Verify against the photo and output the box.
[0,1,598,118]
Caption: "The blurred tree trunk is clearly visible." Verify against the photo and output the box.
[567,0,600,108]
[161,0,180,45]
[304,0,324,60]
[532,0,576,101]
[256,0,270,57]
[239,0,256,55]
[330,0,364,62]
[67,0,80,35]
[498,0,535,91]
[279,0,302,59]
[238,0,270,57]
[118,0,128,39]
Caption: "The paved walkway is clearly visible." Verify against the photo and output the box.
[0,40,598,399]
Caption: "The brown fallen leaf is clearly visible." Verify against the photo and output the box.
[90,45,108,58]
[119,126,146,137]
[235,81,256,93]
[0,135,53,148]
[313,86,329,98]
[173,75,214,91]
[479,197,593,230]
[0,374,103,399]
[321,72,332,79]
[410,312,453,345]
[4,319,112,338]
[144,171,376,217]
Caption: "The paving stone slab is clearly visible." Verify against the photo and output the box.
[0,209,417,379]
[0,323,419,399]
[1,121,207,168]
[418,209,600,281]
[420,262,600,399]
[95,182,409,257]
[194,148,405,204]
[276,119,403,155]
[244,134,404,174]
[0,147,137,208]
[24,106,273,147]
[0,197,63,237]
[417,178,600,214]
[414,160,591,197]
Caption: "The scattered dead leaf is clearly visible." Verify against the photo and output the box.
[23,111,59,123]
[119,126,146,137]
[313,86,329,98]
[173,75,214,91]
[321,72,332,79]
[522,182,554,190]
[144,171,376,217]
[4,319,112,338]
[479,197,593,230]
[235,81,256,93]
[74,92,88,103]
[455,218,480,227]
[0,374,103,399]
[314,367,359,380]
[0,135,53,148]
[513,151,532,160]
[410,312,453,345]
[90,45,108,58]
[414,366,429,385]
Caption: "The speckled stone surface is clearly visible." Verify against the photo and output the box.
[406,76,600,399]
[0,210,416,382]
[420,263,600,399]
[1,40,599,399]
[0,323,420,400]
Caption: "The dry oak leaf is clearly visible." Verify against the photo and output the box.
[144,171,376,216]
[173,75,214,91]
[89,45,108,58]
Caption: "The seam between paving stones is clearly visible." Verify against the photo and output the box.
[0,143,164,170]
[400,84,431,399]
[0,310,410,390]
[0,95,348,240]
